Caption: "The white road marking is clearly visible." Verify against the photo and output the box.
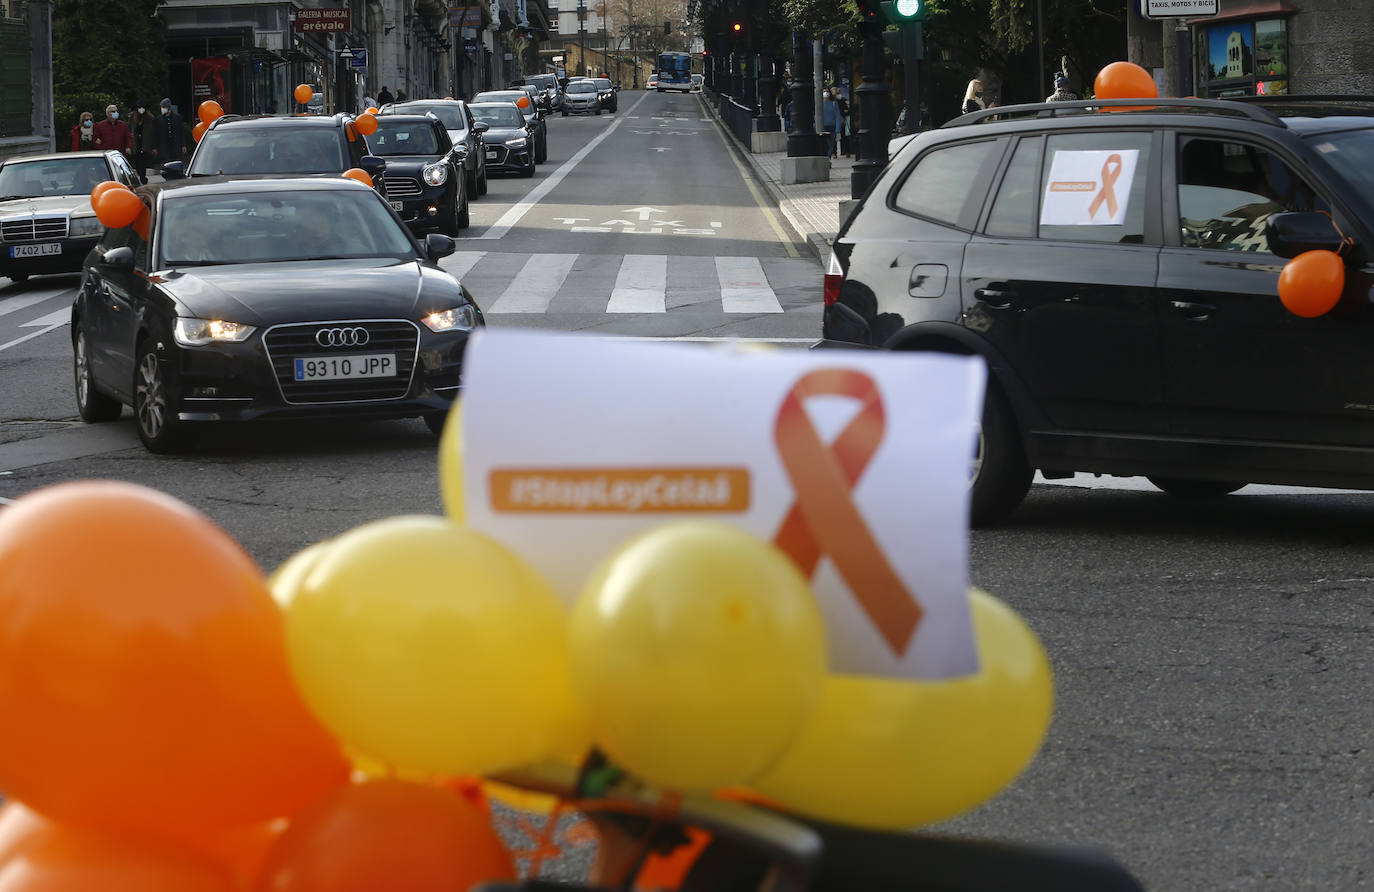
[485,253,577,313]
[716,257,783,314]
[607,255,667,313]
[20,308,71,328]
[652,147,672,152]
[0,291,64,318]
[440,250,486,280]
[0,319,68,353]
[624,206,665,221]
[478,91,650,240]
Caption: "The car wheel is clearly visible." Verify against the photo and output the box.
[970,384,1033,528]
[561,109,568,117]
[73,328,122,422]
[423,411,447,436]
[1147,477,1248,498]
[455,189,470,230]
[134,337,193,453]
[465,166,479,201]
[522,160,535,178]
[7,273,28,283]
[477,165,488,195]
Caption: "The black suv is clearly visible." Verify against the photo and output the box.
[368,114,470,235]
[820,97,1374,526]
[164,114,388,198]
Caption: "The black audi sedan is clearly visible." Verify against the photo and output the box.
[368,114,470,236]
[473,90,548,164]
[71,176,482,453]
[379,99,489,199]
[467,102,537,177]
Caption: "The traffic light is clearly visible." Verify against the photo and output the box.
[732,22,742,32]
[882,0,924,20]
[880,1,925,57]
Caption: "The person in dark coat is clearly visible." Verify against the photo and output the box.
[377,85,395,106]
[130,101,155,183]
[150,98,188,169]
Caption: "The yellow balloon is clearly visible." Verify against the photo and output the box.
[268,540,333,608]
[283,515,582,776]
[752,588,1054,830]
[437,398,463,524]
[569,521,827,792]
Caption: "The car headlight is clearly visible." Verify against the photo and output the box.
[422,305,477,333]
[422,163,448,186]
[173,317,256,346]
[506,137,528,148]
[69,215,104,237]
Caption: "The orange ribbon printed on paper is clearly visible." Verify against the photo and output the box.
[772,369,922,655]
[1087,153,1123,220]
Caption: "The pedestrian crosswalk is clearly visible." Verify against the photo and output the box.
[441,251,818,315]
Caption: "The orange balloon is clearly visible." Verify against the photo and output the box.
[1278,249,1345,317]
[342,167,373,187]
[366,106,380,114]
[1094,60,1158,112]
[93,187,143,228]
[0,481,350,841]
[167,822,285,888]
[295,83,315,104]
[197,100,224,125]
[516,95,531,109]
[193,120,209,142]
[253,781,515,892]
[0,812,234,892]
[88,180,126,207]
[132,206,151,241]
[354,112,378,135]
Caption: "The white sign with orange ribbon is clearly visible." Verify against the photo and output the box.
[458,330,984,680]
[1040,148,1139,226]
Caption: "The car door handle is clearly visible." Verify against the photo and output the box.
[975,288,1017,308]
[1170,300,1215,320]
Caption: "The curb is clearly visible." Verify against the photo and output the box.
[696,94,833,265]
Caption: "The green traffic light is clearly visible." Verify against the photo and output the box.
[895,0,920,15]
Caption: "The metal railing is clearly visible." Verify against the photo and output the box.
[719,94,754,145]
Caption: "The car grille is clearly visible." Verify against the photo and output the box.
[383,176,422,197]
[262,320,420,404]
[1,216,68,242]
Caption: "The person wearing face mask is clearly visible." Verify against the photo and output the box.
[131,101,155,184]
[962,79,986,116]
[92,104,133,156]
[70,112,96,151]
[150,98,188,171]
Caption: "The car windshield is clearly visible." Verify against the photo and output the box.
[470,106,524,128]
[370,121,439,155]
[594,79,612,90]
[1306,128,1374,199]
[568,82,597,94]
[0,158,111,199]
[190,127,346,175]
[526,75,557,91]
[392,104,467,133]
[159,189,416,266]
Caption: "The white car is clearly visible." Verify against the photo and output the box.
[691,74,704,93]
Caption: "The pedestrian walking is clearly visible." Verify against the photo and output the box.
[822,88,842,159]
[396,88,408,102]
[70,111,96,151]
[377,85,395,106]
[92,104,132,156]
[1045,72,1079,103]
[780,85,793,133]
[130,101,155,183]
[150,98,188,170]
[962,79,986,116]
[832,87,852,157]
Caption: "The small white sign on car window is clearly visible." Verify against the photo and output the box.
[1040,148,1140,226]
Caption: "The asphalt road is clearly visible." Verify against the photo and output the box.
[3,91,1374,891]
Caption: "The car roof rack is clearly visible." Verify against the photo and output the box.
[944,97,1284,128]
[1228,94,1374,117]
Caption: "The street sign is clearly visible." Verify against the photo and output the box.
[349,48,367,69]
[1143,0,1217,17]
[293,8,350,32]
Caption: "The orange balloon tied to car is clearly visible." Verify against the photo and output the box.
[193,120,208,142]
[88,180,126,208]
[0,480,351,841]
[1094,61,1158,112]
[93,186,144,228]
[294,84,314,104]
[354,112,378,135]
[1278,249,1345,317]
[342,167,373,187]
[197,100,224,125]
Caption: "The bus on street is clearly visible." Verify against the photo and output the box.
[656,52,693,92]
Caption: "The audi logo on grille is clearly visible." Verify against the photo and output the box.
[316,327,370,347]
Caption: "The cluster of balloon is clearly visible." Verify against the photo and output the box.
[1279,246,1346,317]
[194,99,224,142]
[1093,60,1159,111]
[89,179,147,234]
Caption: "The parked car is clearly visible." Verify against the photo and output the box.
[164,113,389,198]
[0,150,140,283]
[592,77,619,113]
[817,96,1374,526]
[378,99,488,199]
[467,102,537,177]
[564,80,602,115]
[473,90,548,163]
[71,176,481,452]
[521,73,566,115]
[647,75,659,90]
[367,114,470,235]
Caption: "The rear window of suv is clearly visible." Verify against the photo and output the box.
[191,126,346,175]
[892,139,1000,226]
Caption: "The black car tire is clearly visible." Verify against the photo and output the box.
[455,189,470,231]
[596,107,603,115]
[8,273,28,283]
[1147,477,1248,498]
[522,159,535,178]
[134,337,193,454]
[970,384,1034,528]
[73,328,122,422]
[477,165,488,195]
[423,412,447,436]
[536,139,547,164]
[561,109,569,117]
[465,166,479,201]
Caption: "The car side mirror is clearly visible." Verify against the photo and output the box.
[161,161,185,180]
[473,121,490,133]
[360,154,388,178]
[100,245,135,272]
[424,232,455,261]
[1266,212,1350,259]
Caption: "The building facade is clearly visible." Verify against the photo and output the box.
[0,0,55,160]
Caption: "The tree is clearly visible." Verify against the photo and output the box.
[52,0,168,132]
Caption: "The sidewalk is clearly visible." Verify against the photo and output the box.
[702,95,853,264]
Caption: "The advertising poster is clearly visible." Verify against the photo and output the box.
[1207,22,1253,81]
[191,57,232,113]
